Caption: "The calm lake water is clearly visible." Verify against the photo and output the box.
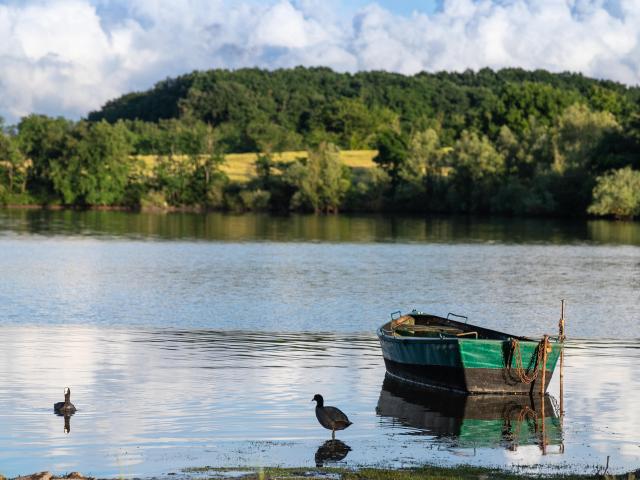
[0,210,638,477]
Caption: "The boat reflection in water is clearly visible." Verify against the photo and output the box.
[314,439,352,467]
[376,375,563,452]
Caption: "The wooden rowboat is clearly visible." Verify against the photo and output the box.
[377,310,562,394]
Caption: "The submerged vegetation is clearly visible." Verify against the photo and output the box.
[1,67,640,218]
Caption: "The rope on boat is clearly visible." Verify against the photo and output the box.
[510,336,550,384]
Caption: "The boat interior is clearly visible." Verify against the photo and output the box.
[382,312,531,341]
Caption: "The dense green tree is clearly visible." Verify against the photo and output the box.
[287,142,350,213]
[403,128,441,180]
[189,124,227,208]
[390,128,444,210]
[554,103,620,173]
[49,120,133,205]
[124,120,163,153]
[247,119,302,153]
[447,131,506,212]
[343,167,389,212]
[151,124,227,208]
[588,85,632,118]
[548,104,621,215]
[0,129,28,198]
[17,115,73,200]
[588,167,640,219]
[373,130,409,197]
[153,154,191,206]
[321,98,399,149]
[496,119,553,179]
[619,114,640,169]
[497,82,580,135]
[490,174,557,216]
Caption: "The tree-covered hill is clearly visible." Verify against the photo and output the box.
[88,67,640,153]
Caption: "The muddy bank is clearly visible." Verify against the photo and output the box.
[5,466,639,480]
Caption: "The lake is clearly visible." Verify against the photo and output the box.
[0,210,638,477]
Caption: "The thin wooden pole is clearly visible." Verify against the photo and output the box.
[540,333,549,455]
[540,391,547,455]
[560,299,566,338]
[541,335,548,396]
[559,300,565,420]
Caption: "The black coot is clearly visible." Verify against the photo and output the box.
[312,394,352,439]
[54,387,76,415]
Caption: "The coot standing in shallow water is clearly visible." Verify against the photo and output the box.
[312,394,352,439]
[54,387,76,415]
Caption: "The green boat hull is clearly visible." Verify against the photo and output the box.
[378,313,562,394]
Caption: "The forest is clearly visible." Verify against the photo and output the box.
[1,67,640,218]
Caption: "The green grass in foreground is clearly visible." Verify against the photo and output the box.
[180,465,622,480]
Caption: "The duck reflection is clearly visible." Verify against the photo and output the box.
[376,374,562,451]
[314,439,351,467]
[55,412,73,434]
[63,414,71,433]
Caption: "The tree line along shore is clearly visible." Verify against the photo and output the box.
[1,67,639,218]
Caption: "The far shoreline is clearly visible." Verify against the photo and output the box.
[0,203,636,223]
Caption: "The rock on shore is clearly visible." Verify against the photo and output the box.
[13,473,91,480]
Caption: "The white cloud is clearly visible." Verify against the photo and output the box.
[0,0,639,123]
[252,1,317,48]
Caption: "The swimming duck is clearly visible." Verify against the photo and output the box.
[54,387,76,415]
[312,394,352,439]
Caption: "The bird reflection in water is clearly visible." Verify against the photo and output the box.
[53,386,76,433]
[314,439,352,467]
[62,414,72,433]
[54,410,74,434]
[376,374,563,453]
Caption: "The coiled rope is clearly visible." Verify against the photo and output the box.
[510,336,550,384]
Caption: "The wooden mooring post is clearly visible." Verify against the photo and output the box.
[541,334,548,397]
[559,300,565,420]
[540,333,549,454]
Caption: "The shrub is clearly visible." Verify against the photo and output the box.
[588,167,640,219]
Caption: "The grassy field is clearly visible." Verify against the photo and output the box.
[137,150,378,183]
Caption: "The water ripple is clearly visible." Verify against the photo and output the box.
[0,328,638,477]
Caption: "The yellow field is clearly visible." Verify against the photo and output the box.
[137,150,378,183]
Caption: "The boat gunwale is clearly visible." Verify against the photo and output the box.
[377,312,560,345]
[377,329,557,345]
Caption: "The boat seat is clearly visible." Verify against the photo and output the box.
[394,325,463,338]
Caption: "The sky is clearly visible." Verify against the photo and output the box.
[0,0,639,123]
